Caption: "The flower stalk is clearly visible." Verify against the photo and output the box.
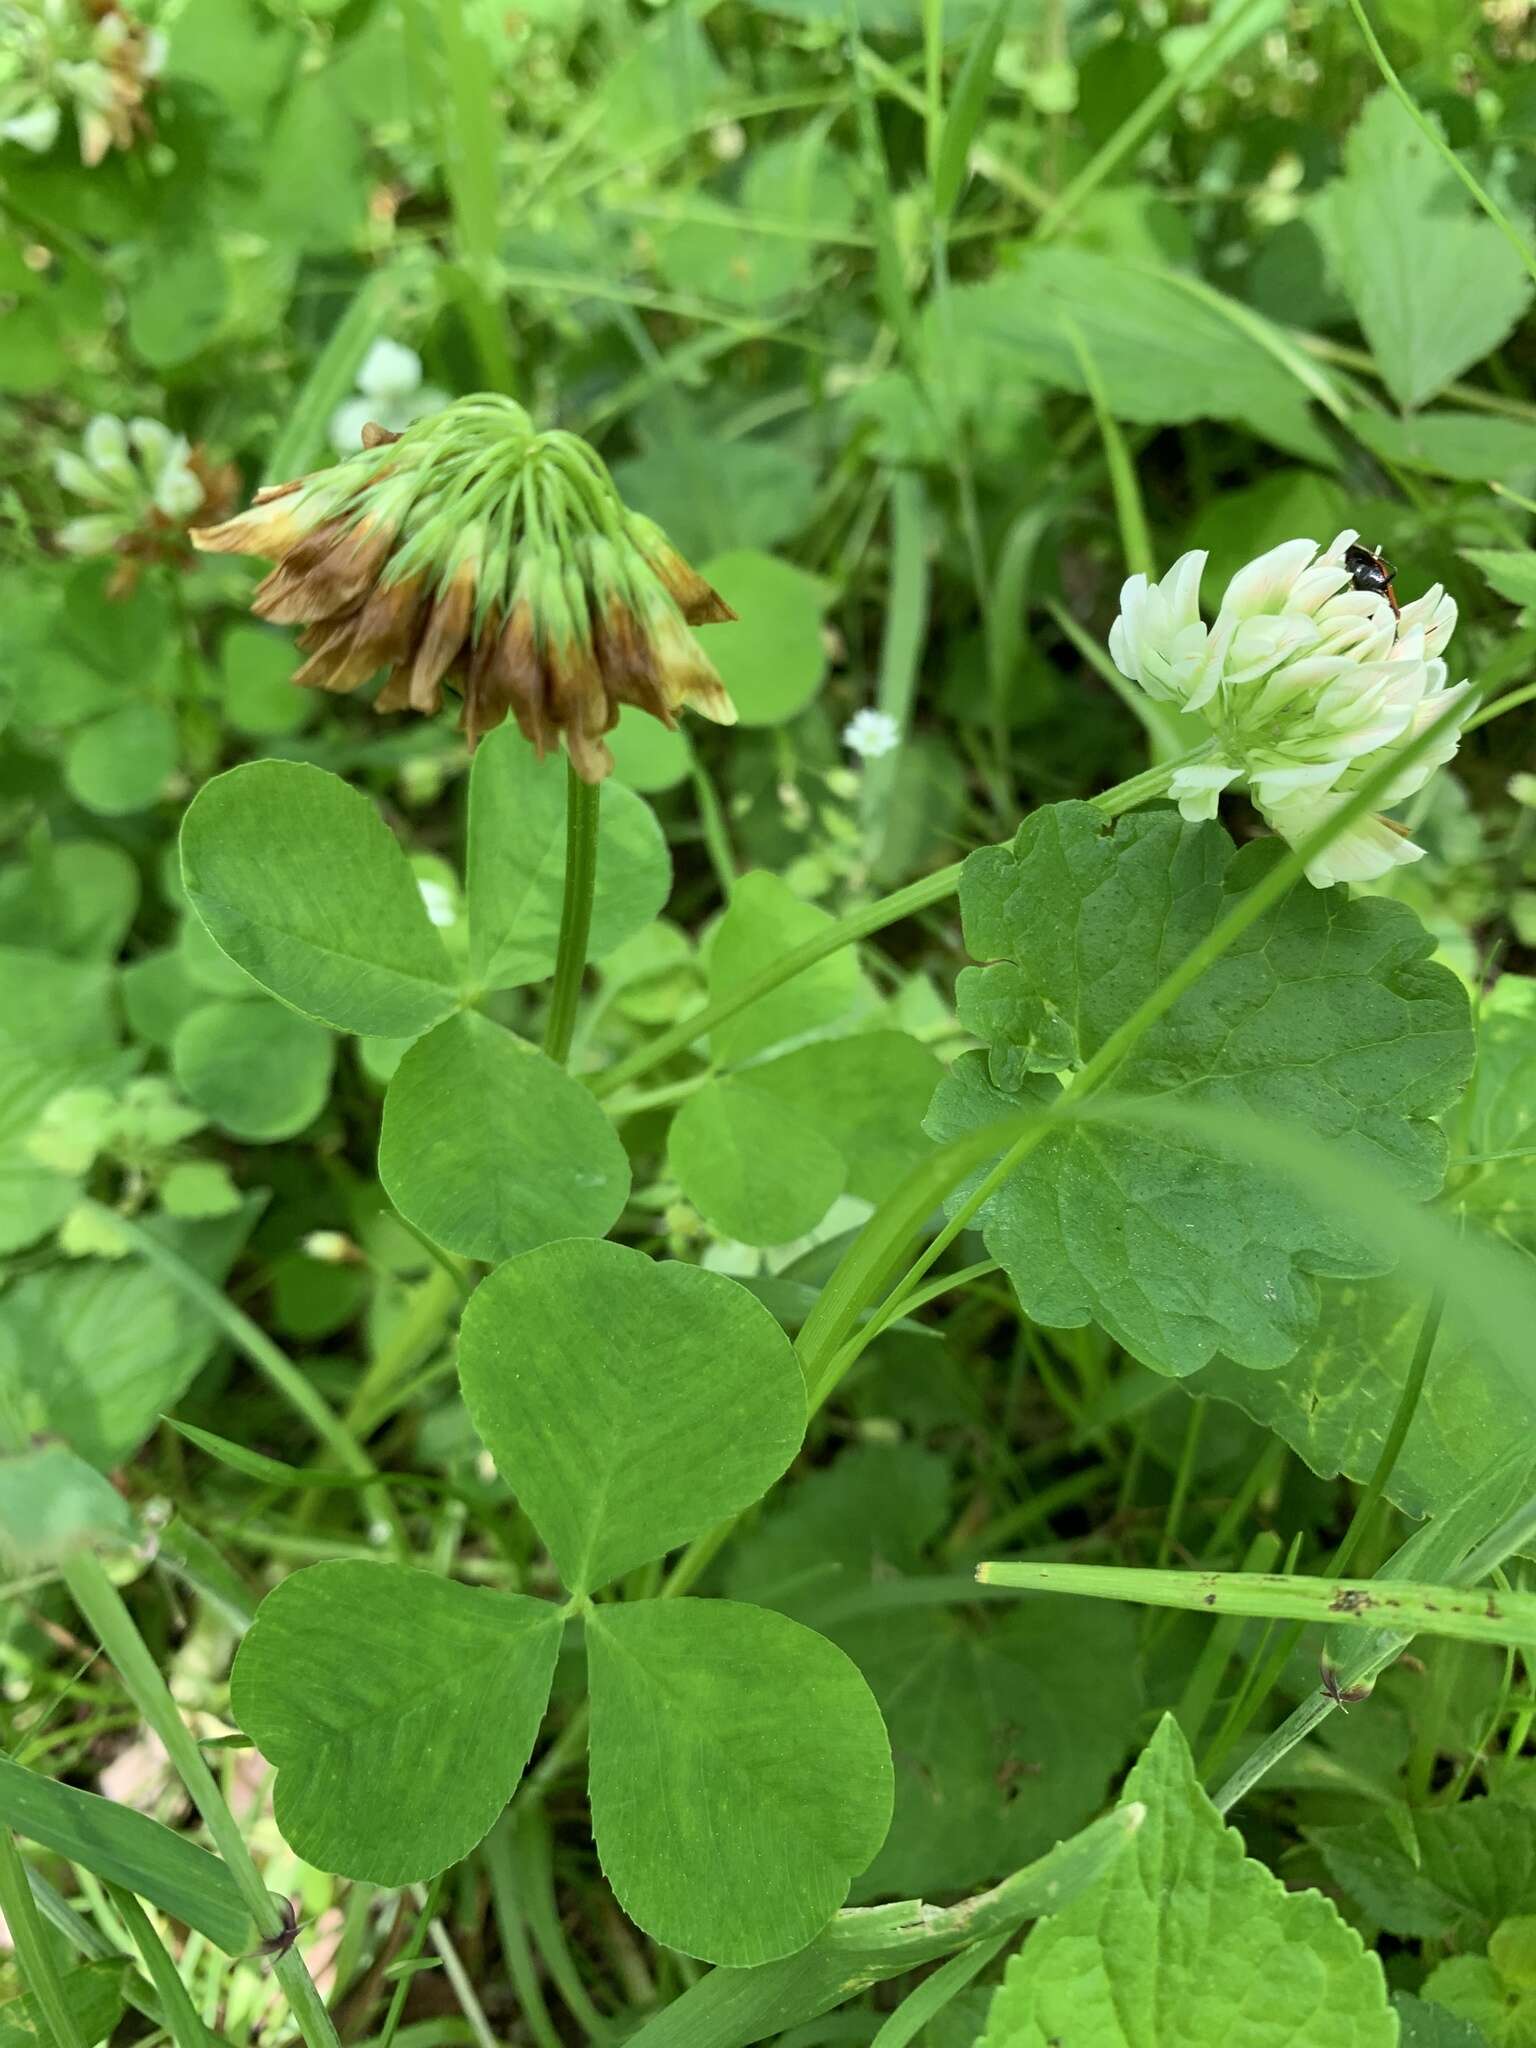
[544,765,601,1065]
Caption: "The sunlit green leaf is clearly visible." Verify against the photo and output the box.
[928,803,1473,1375]
[981,1717,1395,2046]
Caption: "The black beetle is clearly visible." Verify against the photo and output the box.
[1343,540,1400,618]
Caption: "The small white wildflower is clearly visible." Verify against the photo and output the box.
[1108,529,1471,889]
[842,708,901,761]
[328,338,448,455]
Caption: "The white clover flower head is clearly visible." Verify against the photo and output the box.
[842,708,901,761]
[1107,530,1471,889]
[54,409,203,554]
[328,338,448,455]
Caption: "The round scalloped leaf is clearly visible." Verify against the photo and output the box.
[928,802,1474,1377]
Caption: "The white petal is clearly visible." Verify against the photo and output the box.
[1318,528,1360,565]
[83,413,131,476]
[356,338,423,401]
[1218,537,1319,620]
[1169,760,1239,821]
[1261,790,1426,888]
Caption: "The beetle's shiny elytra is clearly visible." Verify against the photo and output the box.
[1343,539,1400,618]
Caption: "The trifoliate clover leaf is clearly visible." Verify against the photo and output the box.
[926,802,1474,1376]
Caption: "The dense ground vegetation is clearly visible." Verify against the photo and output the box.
[3,2,1536,2046]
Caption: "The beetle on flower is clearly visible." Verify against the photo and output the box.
[1108,530,1470,889]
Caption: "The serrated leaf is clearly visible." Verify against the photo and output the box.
[1192,977,1536,1514]
[980,1717,1395,2047]
[231,1560,562,1885]
[926,803,1473,1375]
[586,1598,892,1965]
[1312,1799,1536,1947]
[378,1013,630,1263]
[180,761,458,1037]
[1423,1918,1536,2045]
[458,1239,805,1595]
[1312,92,1533,410]
[951,256,1329,456]
[466,726,671,990]
[1463,549,1536,609]
[1350,411,1536,482]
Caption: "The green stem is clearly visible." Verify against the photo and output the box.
[107,1887,209,2048]
[0,1829,85,2048]
[544,764,602,1065]
[57,1553,342,2048]
[591,743,1211,1101]
[690,761,737,900]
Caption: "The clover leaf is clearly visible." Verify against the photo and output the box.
[232,1240,893,1962]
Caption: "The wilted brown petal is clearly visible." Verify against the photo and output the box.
[409,566,475,713]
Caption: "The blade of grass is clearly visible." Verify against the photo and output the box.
[931,0,1011,221]
[861,474,929,868]
[975,1560,1536,1650]
[0,1830,86,2048]
[263,270,409,486]
[107,1888,213,2048]
[1030,0,1276,242]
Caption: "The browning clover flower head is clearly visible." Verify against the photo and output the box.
[1108,530,1471,888]
[193,394,739,782]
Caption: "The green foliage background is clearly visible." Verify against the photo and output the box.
[2,0,1536,2045]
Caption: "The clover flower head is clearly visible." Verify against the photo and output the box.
[328,339,448,457]
[53,411,233,593]
[842,708,901,761]
[0,0,164,166]
[193,393,739,782]
[1108,529,1470,888]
